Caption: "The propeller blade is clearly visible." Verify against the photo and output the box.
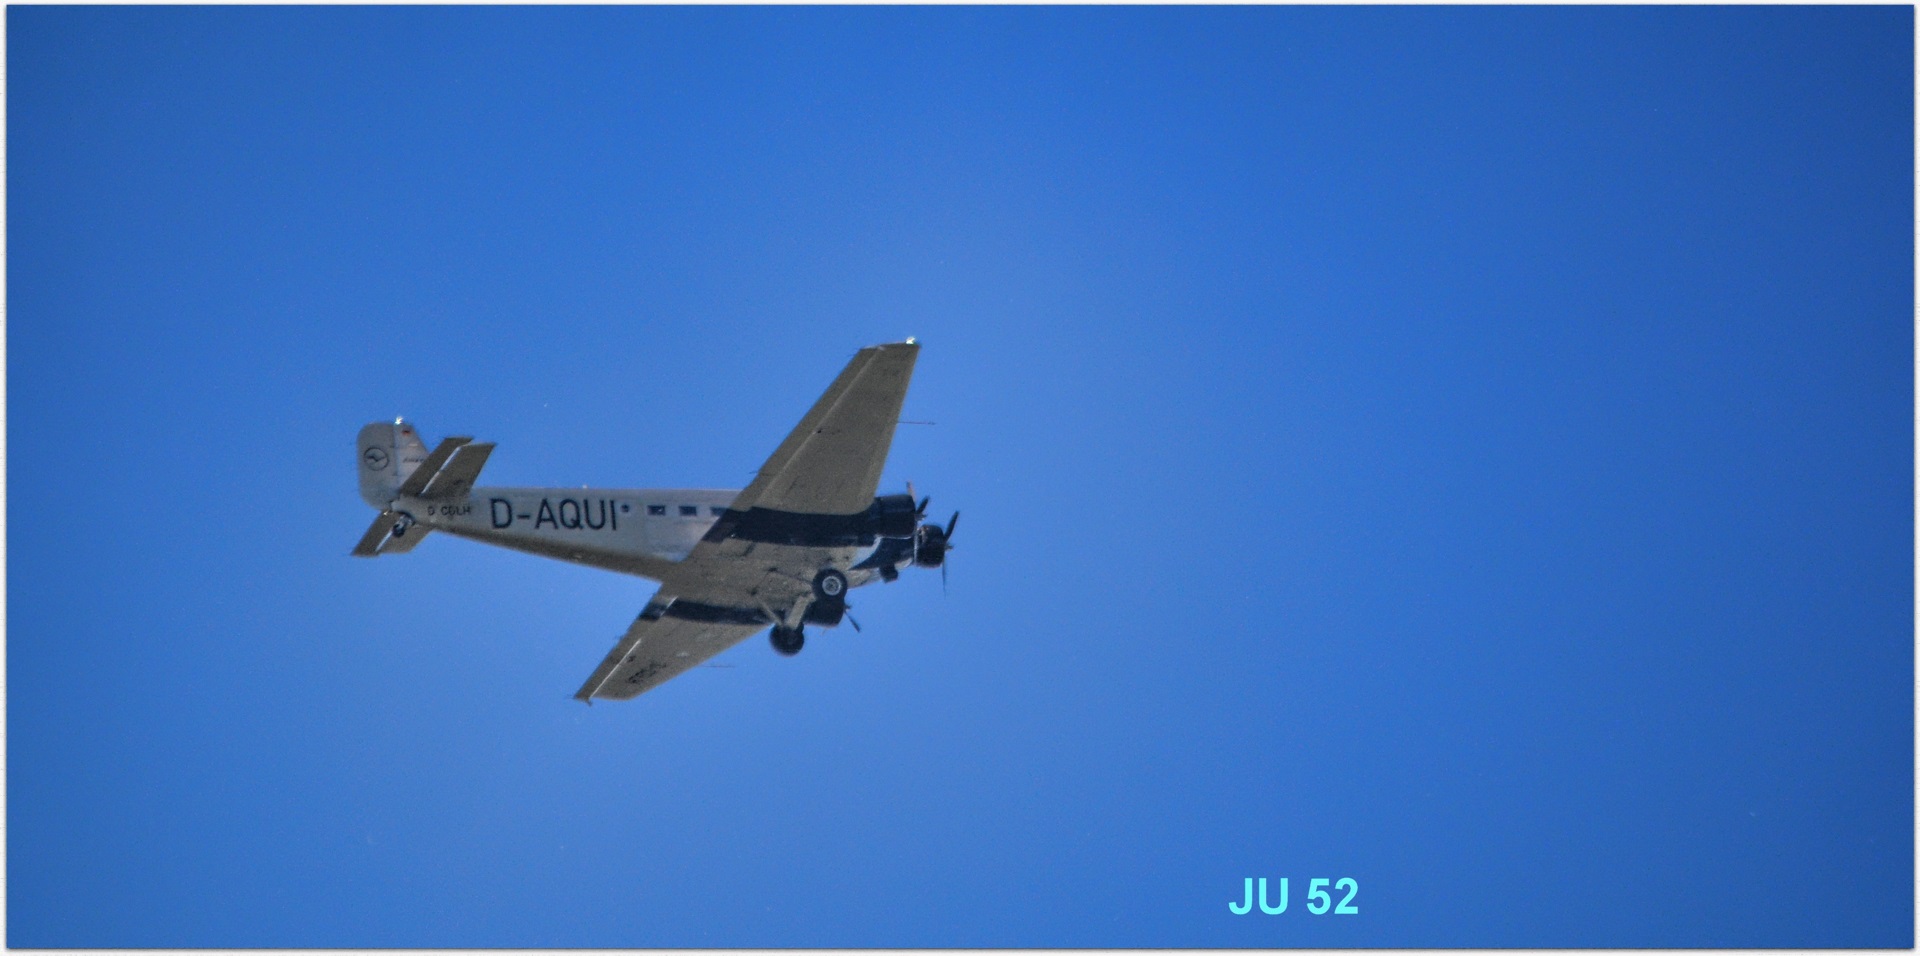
[945,511,960,540]
[941,560,948,596]
[917,496,931,516]
[845,609,862,633]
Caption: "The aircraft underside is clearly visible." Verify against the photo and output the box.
[351,340,957,701]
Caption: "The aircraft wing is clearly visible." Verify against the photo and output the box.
[573,589,769,701]
[573,545,827,700]
[575,341,922,701]
[728,341,919,516]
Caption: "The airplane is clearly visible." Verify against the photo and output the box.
[350,339,955,703]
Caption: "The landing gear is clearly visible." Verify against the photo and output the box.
[774,570,850,653]
[807,569,849,627]
[769,625,805,656]
[813,569,847,601]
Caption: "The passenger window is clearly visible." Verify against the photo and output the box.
[710,506,726,516]
[647,505,666,516]
[679,505,698,516]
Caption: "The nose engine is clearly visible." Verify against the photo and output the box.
[914,512,958,568]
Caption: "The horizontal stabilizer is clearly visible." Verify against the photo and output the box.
[395,437,472,498]
[351,510,433,557]
[420,442,494,499]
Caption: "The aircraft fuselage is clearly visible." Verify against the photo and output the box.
[388,485,902,586]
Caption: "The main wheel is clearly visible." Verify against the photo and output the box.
[814,569,848,600]
[769,625,805,656]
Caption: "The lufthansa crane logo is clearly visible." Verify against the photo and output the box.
[363,447,389,470]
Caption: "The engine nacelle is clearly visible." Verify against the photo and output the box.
[865,494,920,538]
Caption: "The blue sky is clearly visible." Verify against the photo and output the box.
[7,5,1912,948]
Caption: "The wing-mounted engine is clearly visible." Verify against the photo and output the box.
[864,493,921,538]
[858,484,957,577]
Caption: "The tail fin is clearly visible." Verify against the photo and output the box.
[356,419,432,507]
[353,419,496,558]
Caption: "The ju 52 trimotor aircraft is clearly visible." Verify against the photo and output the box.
[350,340,955,703]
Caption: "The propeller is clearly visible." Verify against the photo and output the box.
[934,511,959,594]
[904,482,959,591]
